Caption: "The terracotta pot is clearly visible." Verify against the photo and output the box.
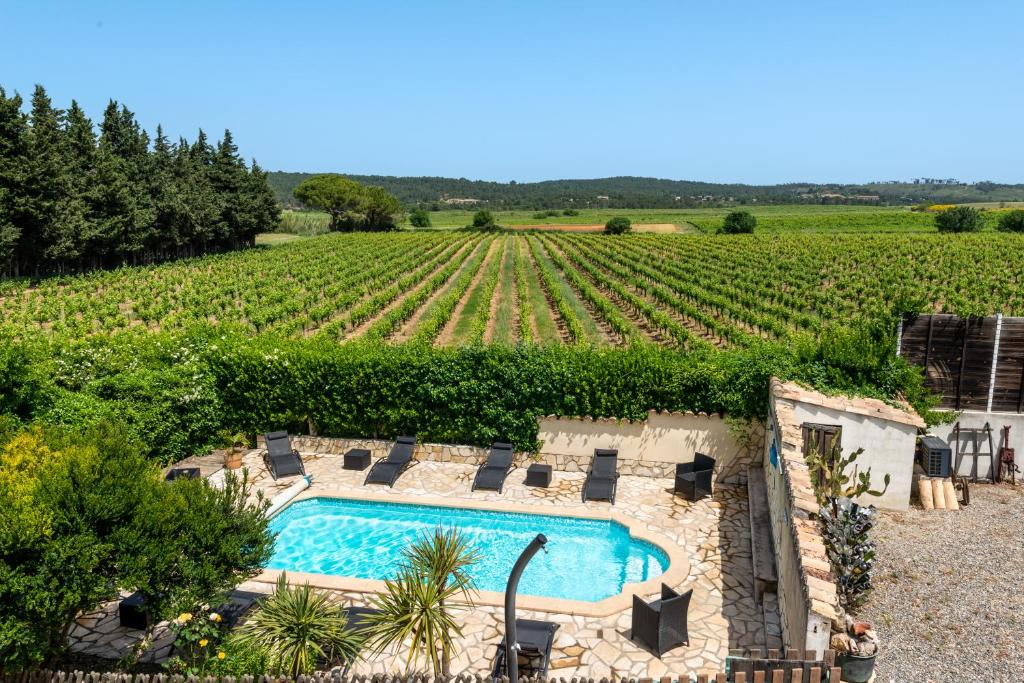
[224,448,243,470]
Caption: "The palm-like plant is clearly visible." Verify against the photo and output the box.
[364,527,480,676]
[235,573,363,677]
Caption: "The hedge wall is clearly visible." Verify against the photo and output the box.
[205,337,796,450]
[0,322,930,460]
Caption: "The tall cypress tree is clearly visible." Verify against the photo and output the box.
[210,129,250,248]
[20,86,71,274]
[0,84,279,275]
[149,125,180,258]
[246,161,282,244]
[0,88,28,275]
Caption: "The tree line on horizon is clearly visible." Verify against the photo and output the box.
[0,85,280,278]
[267,172,1024,211]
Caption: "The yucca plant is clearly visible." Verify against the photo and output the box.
[364,527,480,676]
[235,573,363,677]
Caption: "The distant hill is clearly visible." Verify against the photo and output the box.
[267,172,1024,210]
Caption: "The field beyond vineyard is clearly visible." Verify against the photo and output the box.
[4,231,1022,348]
[279,204,1009,235]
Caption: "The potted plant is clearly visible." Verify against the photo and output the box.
[223,432,250,470]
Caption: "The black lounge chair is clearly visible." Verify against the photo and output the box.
[582,448,620,504]
[364,436,416,487]
[675,453,715,501]
[263,431,306,481]
[472,442,515,493]
[492,619,559,681]
[631,584,692,657]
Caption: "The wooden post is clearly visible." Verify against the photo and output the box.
[944,479,959,510]
[1018,354,1024,414]
[923,314,934,370]
[956,317,970,410]
[932,477,946,509]
[918,476,934,509]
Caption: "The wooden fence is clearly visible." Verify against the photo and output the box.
[899,313,1024,412]
[0,654,845,683]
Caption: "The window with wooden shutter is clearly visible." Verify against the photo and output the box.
[802,422,842,489]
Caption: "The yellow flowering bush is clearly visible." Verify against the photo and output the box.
[163,605,227,676]
[926,204,957,212]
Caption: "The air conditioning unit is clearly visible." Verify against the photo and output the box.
[917,435,952,478]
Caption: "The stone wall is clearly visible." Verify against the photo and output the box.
[261,411,764,480]
[764,380,840,658]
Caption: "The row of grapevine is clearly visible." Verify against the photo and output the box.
[4,231,1023,349]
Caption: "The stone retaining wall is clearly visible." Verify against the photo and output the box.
[764,379,841,657]
[260,411,764,481]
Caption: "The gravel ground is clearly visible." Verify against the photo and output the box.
[859,483,1024,682]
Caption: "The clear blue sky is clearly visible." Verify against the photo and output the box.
[2,1,1022,184]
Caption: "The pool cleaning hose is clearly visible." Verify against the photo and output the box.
[503,533,547,683]
[265,475,313,518]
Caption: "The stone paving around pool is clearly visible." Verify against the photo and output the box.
[68,449,781,679]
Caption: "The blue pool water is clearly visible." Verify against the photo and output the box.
[268,497,669,602]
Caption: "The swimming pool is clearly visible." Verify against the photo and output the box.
[268,497,669,603]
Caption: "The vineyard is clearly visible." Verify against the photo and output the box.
[3,231,1023,349]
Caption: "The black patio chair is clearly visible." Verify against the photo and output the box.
[492,619,559,681]
[631,584,692,657]
[582,448,620,504]
[364,436,417,487]
[263,431,306,481]
[675,453,715,501]
[472,442,515,493]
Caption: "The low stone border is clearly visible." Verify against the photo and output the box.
[254,487,690,619]
[265,435,750,480]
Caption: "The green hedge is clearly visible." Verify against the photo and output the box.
[205,337,796,450]
[0,321,931,459]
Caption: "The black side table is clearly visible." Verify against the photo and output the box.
[344,448,372,471]
[119,591,151,630]
[525,463,553,487]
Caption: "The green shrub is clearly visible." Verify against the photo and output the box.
[409,208,432,228]
[0,423,155,670]
[117,469,273,647]
[604,216,632,234]
[935,206,982,233]
[721,211,757,234]
[236,574,362,677]
[470,210,497,230]
[563,209,579,216]
[531,212,547,220]
[997,209,1024,233]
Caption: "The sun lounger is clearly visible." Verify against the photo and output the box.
[582,448,620,504]
[471,442,515,493]
[263,431,306,481]
[364,435,416,487]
